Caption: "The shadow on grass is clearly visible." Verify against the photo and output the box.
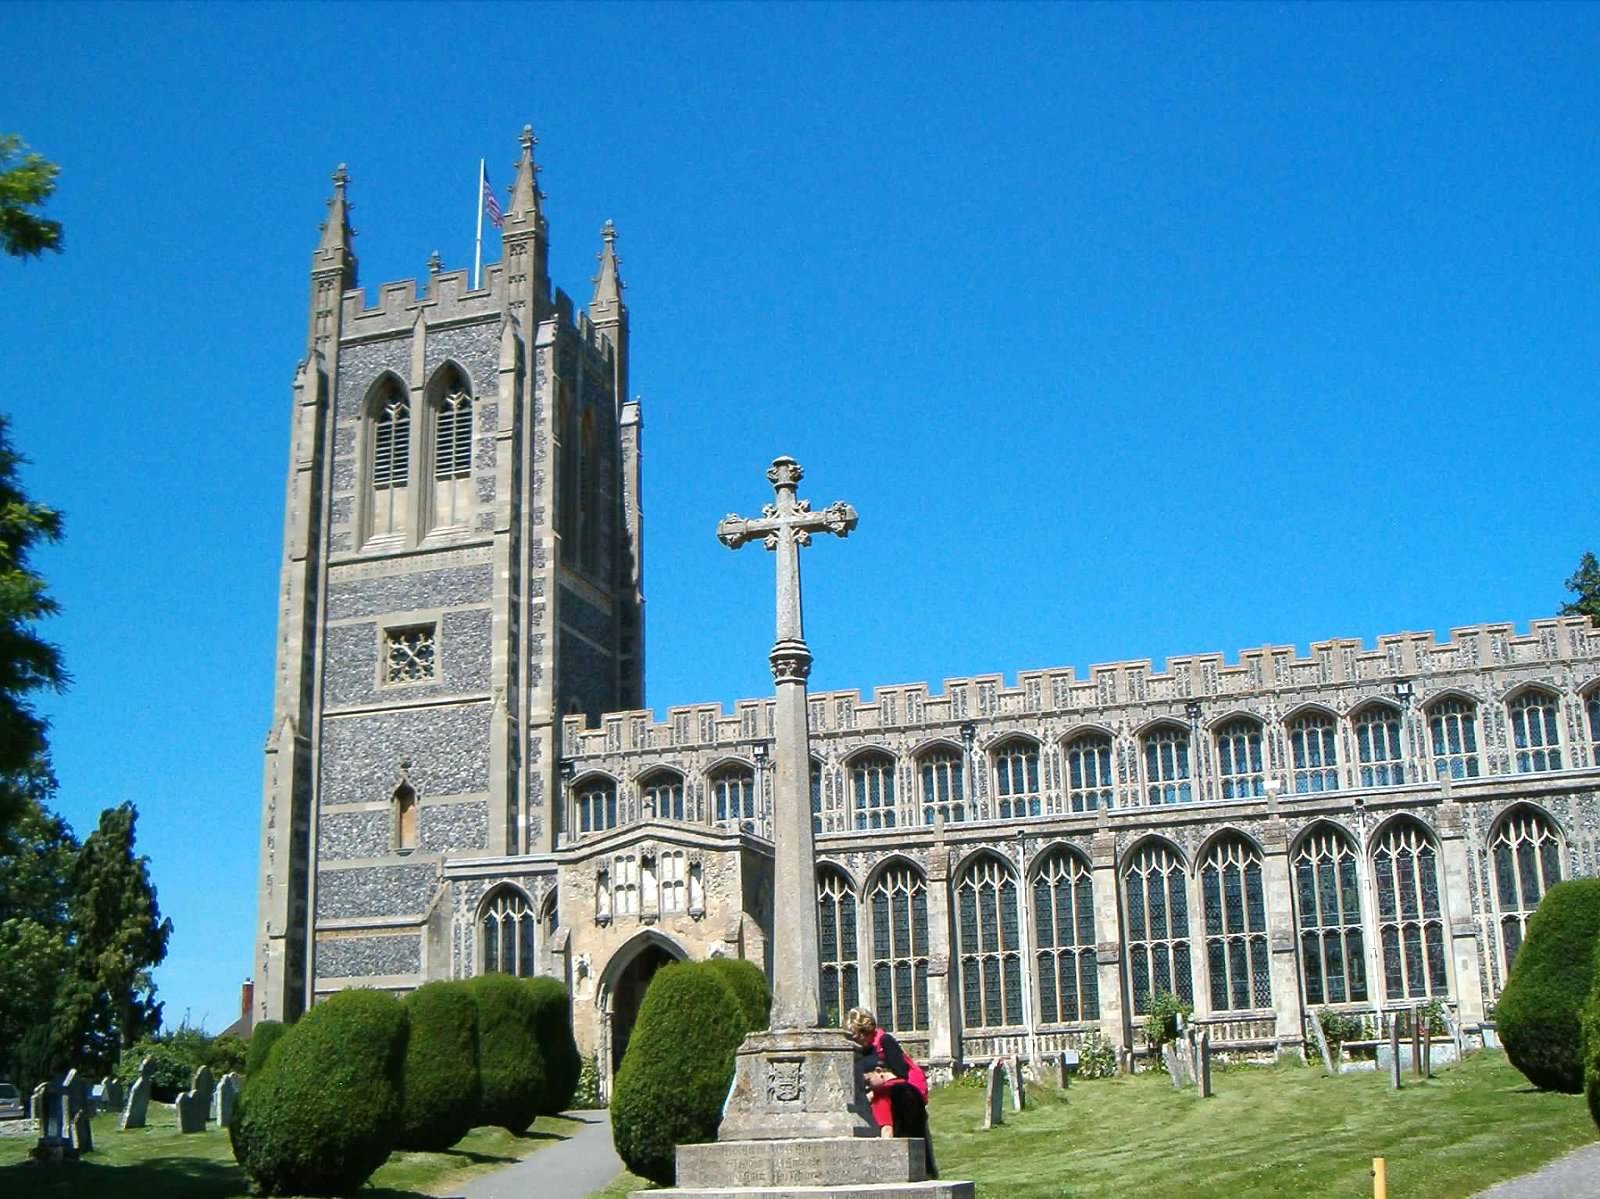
[437,1146,524,1164]
[0,1154,477,1199]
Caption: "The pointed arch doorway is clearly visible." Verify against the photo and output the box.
[597,930,687,1100]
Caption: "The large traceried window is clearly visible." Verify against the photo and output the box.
[1123,841,1193,1014]
[817,867,859,1027]
[574,776,618,836]
[1372,819,1449,1000]
[1143,725,1192,805]
[1215,719,1266,800]
[479,885,537,977]
[1289,711,1339,794]
[919,746,966,825]
[1490,807,1563,969]
[993,740,1041,819]
[1292,825,1368,1005]
[1354,704,1406,788]
[369,377,411,541]
[640,770,685,822]
[1032,848,1098,1023]
[955,854,1024,1029]
[1509,690,1562,773]
[1064,733,1115,811]
[869,863,929,1032]
[851,753,897,830]
[1200,836,1271,1011]
[430,368,473,530]
[712,764,756,829]
[1428,697,1480,780]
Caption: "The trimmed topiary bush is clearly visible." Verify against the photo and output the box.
[399,981,481,1151]
[1498,877,1600,1093]
[703,956,771,1032]
[525,977,581,1115]
[230,989,409,1196]
[611,960,755,1185]
[245,1020,288,1082]
[1584,945,1600,1129]
[466,973,547,1134]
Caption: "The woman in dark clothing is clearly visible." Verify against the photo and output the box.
[845,1007,939,1179]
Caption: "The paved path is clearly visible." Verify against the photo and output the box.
[451,1109,623,1199]
[1472,1142,1600,1199]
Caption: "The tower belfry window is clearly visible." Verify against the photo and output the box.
[435,387,473,480]
[374,394,410,487]
[367,378,412,542]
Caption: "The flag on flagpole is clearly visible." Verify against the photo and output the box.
[482,170,504,230]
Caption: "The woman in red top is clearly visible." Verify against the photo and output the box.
[845,1007,937,1178]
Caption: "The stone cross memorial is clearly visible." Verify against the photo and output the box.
[646,458,971,1198]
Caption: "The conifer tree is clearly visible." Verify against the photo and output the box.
[1561,551,1600,626]
[0,134,62,259]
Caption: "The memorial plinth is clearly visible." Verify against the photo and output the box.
[630,459,971,1199]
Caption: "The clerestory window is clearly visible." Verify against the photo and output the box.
[1509,690,1562,773]
[1354,704,1406,788]
[919,747,966,825]
[1215,719,1266,800]
[712,764,756,831]
[1143,725,1192,805]
[850,753,896,830]
[1427,698,1480,780]
[1064,733,1115,811]
[1288,711,1339,794]
[640,770,686,822]
[574,777,618,836]
[993,739,1041,819]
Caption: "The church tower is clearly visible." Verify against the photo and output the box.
[254,129,643,1022]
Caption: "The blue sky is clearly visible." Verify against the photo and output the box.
[2,2,1596,1031]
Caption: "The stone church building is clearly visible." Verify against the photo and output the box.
[255,131,1600,1097]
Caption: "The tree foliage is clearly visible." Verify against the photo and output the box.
[524,976,581,1116]
[0,783,76,1087]
[0,134,62,259]
[398,981,480,1151]
[1562,551,1600,626]
[466,973,547,1135]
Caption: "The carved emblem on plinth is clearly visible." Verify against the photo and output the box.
[767,1058,806,1106]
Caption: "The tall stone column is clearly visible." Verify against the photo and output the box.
[1259,815,1305,1050]
[1437,800,1487,1025]
[924,846,957,1070]
[1089,831,1127,1053]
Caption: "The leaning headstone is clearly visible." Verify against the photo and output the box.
[214,1072,242,1127]
[60,1068,82,1121]
[175,1089,207,1134]
[1440,1006,1464,1056]
[1162,1043,1184,1089]
[1388,1018,1402,1090]
[120,1073,152,1130]
[30,1082,49,1134]
[982,1059,1006,1129]
[1006,1056,1025,1112]
[190,1064,215,1115]
[1188,1029,1203,1085]
[1308,1012,1335,1075]
[71,1108,94,1154]
[1197,1031,1213,1098]
[1421,1022,1433,1079]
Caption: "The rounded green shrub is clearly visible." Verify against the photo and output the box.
[703,956,771,1031]
[230,989,409,1196]
[245,1020,287,1082]
[611,961,753,1185]
[1498,877,1600,1093]
[467,972,547,1134]
[399,981,481,1151]
[1584,948,1600,1130]
[525,977,581,1115]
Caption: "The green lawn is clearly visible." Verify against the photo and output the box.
[590,1053,1597,1199]
[0,1102,581,1198]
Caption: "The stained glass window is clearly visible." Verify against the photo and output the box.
[1292,825,1368,1005]
[956,854,1024,1028]
[575,777,618,836]
[479,885,537,977]
[919,747,966,825]
[1372,819,1449,1000]
[851,753,897,830]
[1123,841,1193,1014]
[1354,705,1406,788]
[993,740,1041,819]
[1490,807,1563,970]
[1215,719,1266,800]
[1143,725,1192,805]
[817,867,860,1027]
[1032,848,1099,1023]
[1428,698,1480,780]
[1065,733,1115,811]
[869,863,929,1032]
[712,764,756,829]
[1509,691,1562,773]
[640,770,686,822]
[1200,836,1271,1011]
[1289,711,1339,793]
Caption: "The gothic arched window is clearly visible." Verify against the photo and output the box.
[368,376,411,541]
[817,867,859,1027]
[869,863,929,1032]
[918,746,966,825]
[1509,690,1562,773]
[1354,704,1405,788]
[394,782,417,852]
[1372,819,1448,1000]
[811,759,825,834]
[1143,725,1192,805]
[1293,825,1368,1005]
[1215,719,1266,799]
[1427,697,1480,780]
[1289,711,1339,794]
[955,854,1023,1029]
[479,885,537,977]
[1200,836,1271,1011]
[640,770,685,822]
[1032,848,1098,1023]
[1490,807,1563,969]
[429,367,473,530]
[1064,732,1114,811]
[712,764,756,829]
[992,739,1041,820]
[851,753,896,830]
[1123,841,1193,1014]
[574,776,618,837]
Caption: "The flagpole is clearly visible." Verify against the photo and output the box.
[473,157,485,290]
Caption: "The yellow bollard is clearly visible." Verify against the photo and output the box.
[1373,1157,1388,1199]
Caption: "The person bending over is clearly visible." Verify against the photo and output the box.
[844,1006,937,1178]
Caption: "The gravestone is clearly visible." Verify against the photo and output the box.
[1421,1023,1433,1079]
[1197,1032,1213,1098]
[1161,1044,1184,1090]
[1006,1057,1025,1112]
[97,1076,123,1112]
[1187,1029,1203,1085]
[1307,1012,1335,1075]
[71,1108,93,1154]
[60,1068,81,1121]
[1387,1019,1402,1090]
[30,1082,49,1134]
[175,1089,207,1133]
[214,1072,242,1127]
[191,1064,215,1114]
[1410,1018,1422,1078]
[120,1058,155,1131]
[982,1059,1006,1129]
